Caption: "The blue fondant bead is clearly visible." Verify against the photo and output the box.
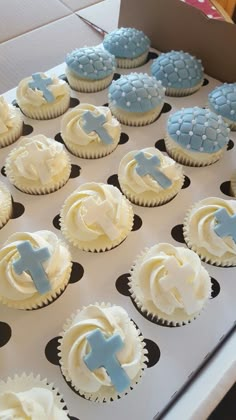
[84,329,131,393]
[208,83,236,123]
[108,73,165,113]
[214,208,236,243]
[103,28,150,59]
[66,47,116,81]
[134,151,172,189]
[28,73,54,102]
[13,241,51,295]
[151,51,203,90]
[167,107,229,153]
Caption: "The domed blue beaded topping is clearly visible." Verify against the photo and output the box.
[167,107,229,153]
[151,51,203,89]
[103,28,150,59]
[208,83,236,123]
[66,47,116,81]
[108,73,165,113]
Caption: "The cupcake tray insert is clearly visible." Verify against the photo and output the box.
[0,51,236,420]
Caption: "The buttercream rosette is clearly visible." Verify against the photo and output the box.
[5,134,71,194]
[129,243,211,325]
[0,96,23,147]
[58,303,148,402]
[61,103,121,158]
[0,230,72,309]
[60,182,134,252]
[0,373,69,419]
[0,181,12,229]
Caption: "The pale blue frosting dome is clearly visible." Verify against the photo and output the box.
[167,107,229,153]
[108,73,165,113]
[208,83,236,123]
[103,28,150,59]
[151,51,204,90]
[66,47,116,80]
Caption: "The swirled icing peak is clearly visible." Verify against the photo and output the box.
[103,28,150,59]
[151,51,204,89]
[208,83,236,122]
[108,73,165,113]
[66,47,116,80]
[167,107,229,153]
[0,96,16,134]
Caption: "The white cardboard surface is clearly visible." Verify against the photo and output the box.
[1,54,236,420]
[59,0,104,12]
[78,0,120,33]
[0,0,71,43]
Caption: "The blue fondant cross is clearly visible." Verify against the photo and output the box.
[82,111,113,145]
[134,152,172,189]
[28,73,54,102]
[214,208,236,243]
[84,329,131,393]
[13,241,51,295]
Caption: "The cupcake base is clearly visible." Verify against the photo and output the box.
[63,136,120,159]
[116,51,149,69]
[18,89,70,120]
[66,68,114,92]
[0,107,23,147]
[164,81,203,97]
[0,182,12,229]
[109,101,163,127]
[165,135,225,167]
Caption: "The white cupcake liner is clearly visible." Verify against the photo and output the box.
[164,81,203,97]
[0,372,69,416]
[165,135,224,167]
[230,172,236,197]
[118,171,184,207]
[18,88,70,120]
[63,136,120,159]
[109,101,163,127]
[58,302,148,402]
[60,197,134,252]
[116,51,149,69]
[183,206,236,267]
[0,107,23,148]
[0,182,12,229]
[128,247,212,326]
[5,153,71,195]
[0,259,72,310]
[66,68,114,93]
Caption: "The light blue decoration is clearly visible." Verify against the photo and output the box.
[84,329,131,393]
[208,83,236,123]
[82,111,113,144]
[151,51,203,90]
[103,27,150,59]
[167,107,229,153]
[108,73,165,113]
[66,47,116,81]
[13,241,51,295]
[214,208,236,243]
[28,73,54,102]
[134,151,172,189]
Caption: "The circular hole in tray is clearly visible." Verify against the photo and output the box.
[211,277,221,299]
[69,262,84,284]
[45,336,60,365]
[182,175,191,189]
[70,164,81,179]
[119,132,129,145]
[171,224,185,243]
[202,78,209,86]
[0,322,12,347]
[53,214,61,230]
[22,123,34,136]
[143,338,161,367]
[132,214,143,231]
[107,174,121,191]
[1,166,6,177]
[69,97,80,108]
[11,200,25,219]
[115,273,130,296]
[227,139,234,151]
[155,139,166,152]
[220,181,234,197]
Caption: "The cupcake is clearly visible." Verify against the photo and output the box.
[0,96,23,147]
[208,83,236,130]
[5,134,71,194]
[0,373,69,419]
[61,103,121,158]
[183,197,236,266]
[16,72,70,119]
[118,147,184,206]
[108,73,165,126]
[60,182,134,252]
[0,181,12,229]
[0,230,72,309]
[65,47,116,92]
[58,303,148,402]
[230,171,236,197]
[103,27,150,69]
[129,243,211,325]
[151,51,204,96]
[166,107,229,166]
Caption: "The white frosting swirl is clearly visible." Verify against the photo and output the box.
[60,304,144,393]
[61,182,132,243]
[119,147,183,194]
[0,96,17,134]
[7,135,69,185]
[16,73,69,107]
[131,243,211,316]
[0,387,68,419]
[61,103,120,146]
[0,231,71,302]
[185,197,236,259]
